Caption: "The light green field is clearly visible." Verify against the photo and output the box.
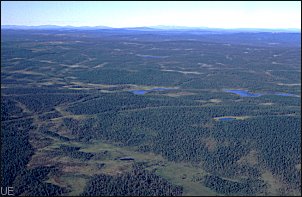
[155,162,218,196]
[36,137,218,196]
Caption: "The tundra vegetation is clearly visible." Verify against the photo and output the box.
[1,29,301,196]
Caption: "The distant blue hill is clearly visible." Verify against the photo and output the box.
[1,25,300,33]
[1,25,113,30]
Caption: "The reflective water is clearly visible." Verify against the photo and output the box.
[131,90,149,95]
[223,89,262,97]
[274,93,298,97]
[224,89,298,98]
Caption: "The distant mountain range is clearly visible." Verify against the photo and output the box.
[1,25,300,33]
[1,25,113,30]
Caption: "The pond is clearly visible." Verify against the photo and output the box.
[119,157,134,161]
[224,89,299,98]
[130,87,175,95]
[273,92,299,97]
[131,90,149,95]
[223,89,262,97]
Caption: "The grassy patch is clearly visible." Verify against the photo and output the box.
[261,170,283,196]
[59,174,89,196]
[155,162,218,196]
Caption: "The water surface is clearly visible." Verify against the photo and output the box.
[273,92,299,97]
[130,87,175,95]
[223,89,262,97]
[131,90,149,95]
[224,89,299,98]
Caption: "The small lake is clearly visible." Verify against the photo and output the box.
[224,89,298,98]
[223,89,262,97]
[274,93,299,97]
[119,157,134,161]
[130,87,175,95]
[131,90,149,95]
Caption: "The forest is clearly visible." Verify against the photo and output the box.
[1,28,301,196]
[81,164,183,196]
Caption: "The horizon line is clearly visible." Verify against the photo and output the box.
[1,24,301,30]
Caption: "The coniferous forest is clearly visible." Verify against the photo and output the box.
[1,28,301,196]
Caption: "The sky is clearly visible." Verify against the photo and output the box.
[1,1,301,29]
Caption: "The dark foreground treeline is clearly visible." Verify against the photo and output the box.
[202,175,267,195]
[81,164,183,196]
[1,102,67,196]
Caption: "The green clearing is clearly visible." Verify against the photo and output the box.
[39,137,218,196]
[155,162,218,196]
[58,174,89,196]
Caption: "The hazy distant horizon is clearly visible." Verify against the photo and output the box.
[1,24,301,31]
[1,1,301,29]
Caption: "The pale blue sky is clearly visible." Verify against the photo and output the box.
[1,1,301,29]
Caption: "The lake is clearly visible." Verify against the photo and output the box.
[130,87,175,95]
[274,93,299,97]
[223,89,262,97]
[131,90,149,95]
[224,89,299,98]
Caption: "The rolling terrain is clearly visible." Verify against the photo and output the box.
[1,28,301,196]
